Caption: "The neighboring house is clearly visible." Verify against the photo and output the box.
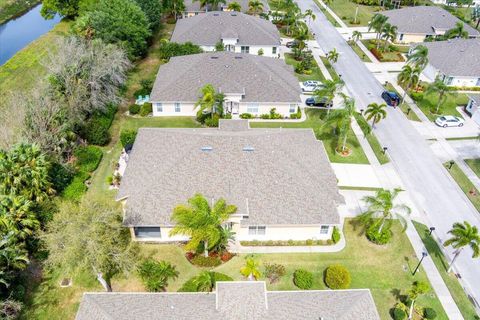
[411,39,480,88]
[182,0,270,18]
[171,11,280,57]
[382,6,480,43]
[76,281,381,319]
[149,52,301,117]
[117,120,344,243]
[465,94,480,125]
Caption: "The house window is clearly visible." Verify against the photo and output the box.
[156,103,163,112]
[175,103,181,112]
[241,46,250,53]
[247,103,259,113]
[272,47,277,55]
[320,225,330,235]
[289,104,296,113]
[134,227,161,238]
[248,226,266,235]
[476,78,480,86]
[445,77,454,85]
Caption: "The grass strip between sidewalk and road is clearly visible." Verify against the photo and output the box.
[354,113,390,164]
[443,161,480,213]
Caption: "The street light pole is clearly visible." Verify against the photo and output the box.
[429,227,435,236]
[382,147,388,155]
[413,252,428,276]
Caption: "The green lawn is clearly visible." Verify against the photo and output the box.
[324,0,379,26]
[413,221,479,319]
[362,39,405,62]
[349,41,372,63]
[313,0,341,27]
[23,221,448,320]
[0,0,40,24]
[251,109,370,164]
[320,56,340,80]
[284,53,325,82]
[443,161,480,213]
[354,113,389,164]
[465,159,480,179]
[415,90,469,122]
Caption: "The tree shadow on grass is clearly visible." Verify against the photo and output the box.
[348,218,367,237]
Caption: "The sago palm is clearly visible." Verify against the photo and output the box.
[240,257,261,280]
[364,103,387,129]
[443,221,480,272]
[359,188,411,232]
[169,193,237,257]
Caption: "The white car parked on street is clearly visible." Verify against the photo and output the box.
[435,115,464,128]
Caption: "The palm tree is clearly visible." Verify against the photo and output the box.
[359,188,411,233]
[0,232,29,287]
[326,48,339,64]
[210,0,227,10]
[313,78,344,109]
[248,0,263,15]
[195,84,224,118]
[425,78,452,114]
[368,14,388,45]
[0,195,39,240]
[445,21,469,39]
[193,271,217,292]
[211,227,235,254]
[137,260,179,292]
[351,30,362,44]
[443,221,480,272]
[381,23,397,52]
[397,65,421,103]
[240,257,261,280]
[227,1,241,11]
[322,95,358,153]
[304,9,316,26]
[407,45,429,70]
[364,103,387,129]
[170,193,237,257]
[293,24,309,55]
[407,281,430,319]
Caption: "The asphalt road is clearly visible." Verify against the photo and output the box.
[295,0,480,307]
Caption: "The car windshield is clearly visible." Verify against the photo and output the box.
[440,117,446,121]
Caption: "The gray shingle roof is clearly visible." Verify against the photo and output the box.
[171,11,281,46]
[184,0,269,13]
[76,281,380,320]
[150,52,301,103]
[383,6,480,36]
[117,125,343,226]
[413,39,480,77]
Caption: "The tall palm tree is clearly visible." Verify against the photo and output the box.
[368,14,388,44]
[359,188,411,232]
[381,23,397,52]
[397,65,421,103]
[445,21,469,39]
[170,193,237,257]
[351,30,362,44]
[407,281,429,320]
[195,84,224,118]
[426,78,453,114]
[304,9,316,26]
[407,45,429,70]
[193,271,217,292]
[443,221,480,272]
[248,0,263,15]
[313,78,344,108]
[240,257,261,280]
[326,48,339,64]
[364,103,387,129]
[293,24,309,55]
[227,1,241,11]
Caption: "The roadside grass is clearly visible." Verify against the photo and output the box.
[413,221,479,320]
[465,159,480,179]
[338,186,382,191]
[415,92,469,122]
[319,56,340,80]
[251,108,370,164]
[385,83,422,122]
[354,113,390,164]
[323,0,378,26]
[313,0,341,27]
[284,53,325,82]
[348,41,372,62]
[443,161,480,213]
[0,20,71,96]
[23,220,448,320]
[446,136,479,141]
[0,0,40,24]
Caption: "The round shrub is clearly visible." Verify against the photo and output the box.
[129,104,140,115]
[139,103,153,117]
[324,264,351,289]
[240,113,253,119]
[366,223,392,245]
[423,308,437,319]
[293,269,313,290]
[392,308,406,320]
[120,129,137,148]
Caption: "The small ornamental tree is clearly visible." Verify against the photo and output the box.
[293,269,313,289]
[264,263,286,284]
[324,264,351,289]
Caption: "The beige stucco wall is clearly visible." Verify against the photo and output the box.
[152,102,197,116]
[239,102,298,117]
[200,45,279,57]
[395,33,427,44]
[236,224,334,241]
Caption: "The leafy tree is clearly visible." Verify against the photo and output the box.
[215,41,225,51]
[78,0,151,59]
[195,84,225,118]
[0,195,39,241]
[193,271,216,292]
[425,78,453,114]
[351,30,362,43]
[158,41,203,60]
[326,48,339,64]
[42,198,138,291]
[0,143,53,202]
[264,263,286,284]
[443,221,480,272]
[137,259,179,291]
[407,45,429,70]
[162,0,186,20]
[248,0,264,15]
[170,193,237,257]
[397,65,421,103]
[313,78,344,107]
[445,21,469,39]
[240,257,261,280]
[407,281,430,319]
[134,0,163,30]
[364,103,387,129]
[359,188,411,233]
[41,0,85,19]
[227,1,242,11]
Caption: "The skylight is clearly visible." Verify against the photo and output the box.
[201,146,213,151]
[243,146,255,152]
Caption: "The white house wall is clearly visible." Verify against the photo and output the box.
[447,76,480,88]
[199,45,278,57]
[238,102,297,117]
[236,225,334,241]
[152,102,197,116]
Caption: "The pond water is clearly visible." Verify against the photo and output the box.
[0,4,61,66]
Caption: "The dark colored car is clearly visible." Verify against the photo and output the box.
[286,40,299,48]
[305,97,332,108]
[381,91,400,107]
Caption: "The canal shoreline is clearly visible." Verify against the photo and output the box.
[0,0,41,25]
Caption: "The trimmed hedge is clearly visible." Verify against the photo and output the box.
[324,264,351,289]
[293,269,313,290]
[240,113,253,119]
[423,308,437,319]
[392,308,407,320]
[178,272,233,292]
[139,103,152,117]
[129,104,141,115]
[190,255,221,267]
[120,129,137,147]
[159,41,203,60]
[331,226,341,244]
